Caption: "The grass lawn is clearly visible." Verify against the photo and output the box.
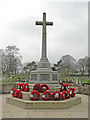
[81,79,89,83]
[60,76,89,84]
[1,75,89,84]
[1,75,30,84]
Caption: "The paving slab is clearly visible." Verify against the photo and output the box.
[27,111,46,118]
[0,94,88,118]
[46,111,71,118]
[69,112,88,118]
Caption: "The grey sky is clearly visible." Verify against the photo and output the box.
[0,0,88,64]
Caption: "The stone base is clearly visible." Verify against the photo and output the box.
[37,57,50,68]
[6,95,81,109]
[29,83,60,92]
[30,69,59,83]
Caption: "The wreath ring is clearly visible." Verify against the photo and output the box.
[52,91,62,100]
[29,90,40,101]
[41,84,49,93]
[16,89,22,99]
[42,91,51,100]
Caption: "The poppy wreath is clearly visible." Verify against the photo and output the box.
[16,89,22,99]
[66,90,71,99]
[21,83,25,91]
[24,83,29,92]
[18,83,22,90]
[40,84,49,93]
[33,83,41,92]
[71,88,76,97]
[61,90,67,100]
[65,83,70,91]
[29,90,40,101]
[60,83,66,92]
[42,91,51,100]
[10,88,14,95]
[60,82,63,85]
[12,88,17,97]
[59,82,63,88]
[52,91,62,100]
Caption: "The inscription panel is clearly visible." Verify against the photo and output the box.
[52,74,57,81]
[40,74,50,81]
[31,74,37,80]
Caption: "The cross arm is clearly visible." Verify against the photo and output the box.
[36,21,43,25]
[46,22,53,26]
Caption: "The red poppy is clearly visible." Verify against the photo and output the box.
[18,83,22,90]
[24,83,29,92]
[61,90,67,100]
[60,84,66,92]
[41,84,49,93]
[71,88,76,97]
[16,89,22,99]
[29,90,40,101]
[21,83,25,91]
[60,82,63,85]
[65,83,70,91]
[33,83,41,92]
[12,88,17,97]
[10,88,14,95]
[42,91,51,100]
[66,90,71,99]
[52,91,62,100]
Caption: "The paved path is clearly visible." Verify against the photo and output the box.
[0,94,88,119]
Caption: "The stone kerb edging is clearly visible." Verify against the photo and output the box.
[6,94,81,109]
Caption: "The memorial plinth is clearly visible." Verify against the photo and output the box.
[30,12,59,83]
[30,69,59,83]
[6,94,81,109]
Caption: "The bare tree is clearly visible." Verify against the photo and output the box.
[60,55,76,78]
[2,46,22,77]
[77,57,88,76]
[53,55,76,79]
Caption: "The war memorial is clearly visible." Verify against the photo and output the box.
[30,12,59,83]
[6,13,81,109]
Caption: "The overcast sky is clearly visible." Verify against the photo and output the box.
[0,0,88,64]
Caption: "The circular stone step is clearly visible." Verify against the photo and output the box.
[6,94,81,109]
[29,87,60,92]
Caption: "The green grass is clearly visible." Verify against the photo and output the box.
[81,79,89,83]
[1,75,30,84]
[60,76,89,84]
[1,78,17,84]
[1,75,89,84]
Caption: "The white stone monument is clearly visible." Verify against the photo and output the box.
[76,78,78,84]
[30,13,59,83]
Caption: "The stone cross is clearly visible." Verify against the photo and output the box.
[36,12,53,59]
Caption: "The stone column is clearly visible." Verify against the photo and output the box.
[50,73,52,82]
[42,13,47,58]
[71,78,74,82]
[76,78,78,84]
[79,79,82,84]
[37,73,40,82]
